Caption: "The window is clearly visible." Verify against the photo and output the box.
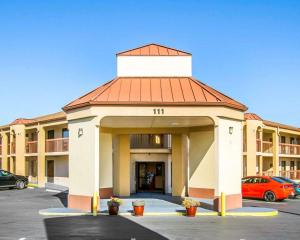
[291,161,295,170]
[272,177,286,183]
[281,161,286,170]
[47,130,55,139]
[290,137,295,144]
[62,128,69,138]
[0,170,11,177]
[281,136,286,143]
[260,178,269,183]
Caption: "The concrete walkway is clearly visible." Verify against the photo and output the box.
[39,195,278,217]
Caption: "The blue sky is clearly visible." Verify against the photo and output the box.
[0,0,299,126]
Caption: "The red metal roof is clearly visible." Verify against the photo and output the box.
[64,77,247,111]
[117,44,191,56]
[244,113,262,120]
[10,118,35,125]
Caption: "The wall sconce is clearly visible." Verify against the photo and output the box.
[78,128,83,138]
[229,126,233,135]
[155,135,161,144]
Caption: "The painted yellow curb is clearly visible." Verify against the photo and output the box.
[28,183,38,188]
[226,210,278,217]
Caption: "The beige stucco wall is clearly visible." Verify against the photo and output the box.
[172,134,188,196]
[11,124,26,175]
[189,128,215,189]
[99,132,113,189]
[113,134,130,196]
[245,120,262,176]
[215,118,243,196]
[68,116,100,196]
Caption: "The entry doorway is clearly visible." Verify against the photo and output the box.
[47,160,54,183]
[136,162,165,193]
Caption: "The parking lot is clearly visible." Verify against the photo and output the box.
[0,188,299,240]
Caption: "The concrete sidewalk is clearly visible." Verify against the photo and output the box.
[39,197,278,217]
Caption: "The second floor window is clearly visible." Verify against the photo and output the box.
[47,130,55,139]
[62,128,69,138]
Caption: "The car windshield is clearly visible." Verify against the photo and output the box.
[0,170,12,177]
[272,177,286,183]
[277,177,294,183]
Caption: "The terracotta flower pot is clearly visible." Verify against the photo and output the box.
[186,206,197,217]
[133,206,144,216]
[108,205,119,215]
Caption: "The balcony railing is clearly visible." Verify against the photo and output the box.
[26,141,38,154]
[279,170,300,180]
[262,171,273,177]
[262,141,273,153]
[279,143,300,155]
[45,138,69,153]
[256,139,261,152]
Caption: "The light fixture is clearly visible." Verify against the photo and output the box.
[78,128,83,137]
[229,126,233,135]
[155,135,161,144]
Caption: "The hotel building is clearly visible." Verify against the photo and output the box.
[0,44,299,212]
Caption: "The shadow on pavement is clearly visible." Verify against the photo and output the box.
[44,215,167,240]
[53,190,68,207]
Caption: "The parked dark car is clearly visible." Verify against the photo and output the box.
[0,169,28,189]
[275,176,300,197]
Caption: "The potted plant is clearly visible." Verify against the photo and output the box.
[182,198,200,217]
[132,200,145,216]
[107,197,122,215]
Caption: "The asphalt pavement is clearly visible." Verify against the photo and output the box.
[0,188,299,240]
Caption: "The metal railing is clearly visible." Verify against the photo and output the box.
[279,170,300,180]
[262,141,273,153]
[262,171,274,177]
[279,143,300,155]
[26,141,38,154]
[45,138,69,153]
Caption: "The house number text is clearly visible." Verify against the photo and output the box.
[153,108,164,115]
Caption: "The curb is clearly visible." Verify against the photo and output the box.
[226,210,278,217]
[39,209,278,217]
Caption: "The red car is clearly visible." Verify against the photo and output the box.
[242,176,294,201]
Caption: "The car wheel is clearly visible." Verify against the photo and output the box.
[264,191,276,202]
[16,181,25,190]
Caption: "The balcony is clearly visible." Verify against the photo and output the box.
[279,170,300,180]
[26,141,38,154]
[45,138,69,153]
[279,143,300,155]
[262,141,273,153]
[262,171,273,177]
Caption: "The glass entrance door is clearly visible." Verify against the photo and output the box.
[136,162,165,193]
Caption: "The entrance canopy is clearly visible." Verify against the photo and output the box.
[100,116,214,129]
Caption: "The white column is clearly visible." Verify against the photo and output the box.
[214,118,242,210]
[68,117,100,197]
